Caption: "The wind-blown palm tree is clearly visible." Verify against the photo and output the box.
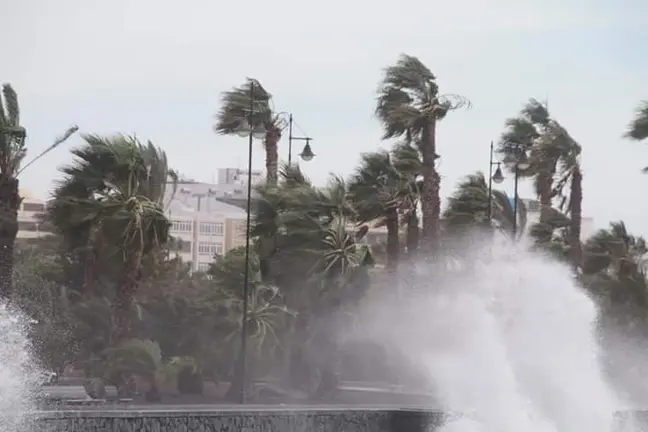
[581,222,648,329]
[391,142,422,255]
[498,99,556,226]
[625,101,648,172]
[499,99,583,261]
[214,78,285,184]
[47,136,176,298]
[376,54,469,248]
[550,123,583,265]
[348,151,409,271]
[443,171,527,237]
[49,135,172,342]
[0,84,77,299]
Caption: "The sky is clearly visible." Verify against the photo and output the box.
[2,0,648,235]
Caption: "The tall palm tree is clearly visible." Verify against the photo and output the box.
[391,142,422,256]
[47,136,176,298]
[499,99,583,260]
[625,101,648,172]
[551,123,583,265]
[214,78,285,185]
[0,84,77,299]
[348,151,408,271]
[498,99,557,226]
[376,54,469,248]
[49,135,172,342]
[0,84,24,299]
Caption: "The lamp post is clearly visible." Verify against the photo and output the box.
[233,81,266,404]
[287,114,315,165]
[487,141,504,221]
[502,143,530,236]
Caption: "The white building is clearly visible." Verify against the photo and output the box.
[17,190,52,239]
[165,182,248,272]
[522,198,595,241]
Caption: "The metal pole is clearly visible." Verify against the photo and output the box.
[487,141,494,220]
[512,167,519,237]
[287,113,293,166]
[239,81,254,404]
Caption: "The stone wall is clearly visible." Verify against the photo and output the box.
[33,408,445,432]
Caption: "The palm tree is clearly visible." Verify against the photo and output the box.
[214,78,285,184]
[551,125,583,265]
[581,222,648,329]
[499,99,583,260]
[443,171,527,236]
[0,84,77,299]
[348,151,408,271]
[498,99,556,226]
[391,142,422,256]
[625,101,648,172]
[376,54,469,248]
[47,136,176,298]
[49,135,172,342]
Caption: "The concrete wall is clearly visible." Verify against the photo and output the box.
[33,408,444,432]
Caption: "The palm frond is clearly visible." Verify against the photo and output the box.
[625,101,648,141]
[214,78,277,135]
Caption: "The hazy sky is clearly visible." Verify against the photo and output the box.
[3,0,648,235]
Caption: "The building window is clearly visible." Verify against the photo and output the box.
[198,262,211,272]
[22,202,45,212]
[171,240,192,253]
[199,222,223,236]
[18,221,39,231]
[198,242,223,256]
[171,220,193,233]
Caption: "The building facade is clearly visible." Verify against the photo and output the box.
[522,198,595,241]
[165,182,247,272]
[17,190,52,239]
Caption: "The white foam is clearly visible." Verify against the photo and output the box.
[0,303,42,431]
[355,240,641,432]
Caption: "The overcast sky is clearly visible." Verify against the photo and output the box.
[3,0,648,235]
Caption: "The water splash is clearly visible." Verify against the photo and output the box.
[354,241,636,431]
[0,303,43,432]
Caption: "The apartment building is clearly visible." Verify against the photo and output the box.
[17,190,52,239]
[522,198,595,241]
[165,183,247,272]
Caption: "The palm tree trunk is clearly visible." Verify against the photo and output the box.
[111,249,142,342]
[420,120,440,248]
[385,208,399,271]
[406,211,419,255]
[569,165,583,266]
[265,128,280,185]
[0,177,20,300]
[537,166,553,223]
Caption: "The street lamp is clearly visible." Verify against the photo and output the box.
[487,141,504,220]
[287,114,315,165]
[232,80,266,405]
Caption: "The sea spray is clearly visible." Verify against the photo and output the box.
[0,303,44,432]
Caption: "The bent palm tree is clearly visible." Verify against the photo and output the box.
[625,101,648,172]
[391,142,422,255]
[581,222,648,328]
[498,99,559,227]
[0,84,77,299]
[550,122,583,265]
[443,171,527,237]
[215,78,285,184]
[51,135,171,342]
[348,151,408,271]
[376,54,469,248]
[47,136,176,298]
